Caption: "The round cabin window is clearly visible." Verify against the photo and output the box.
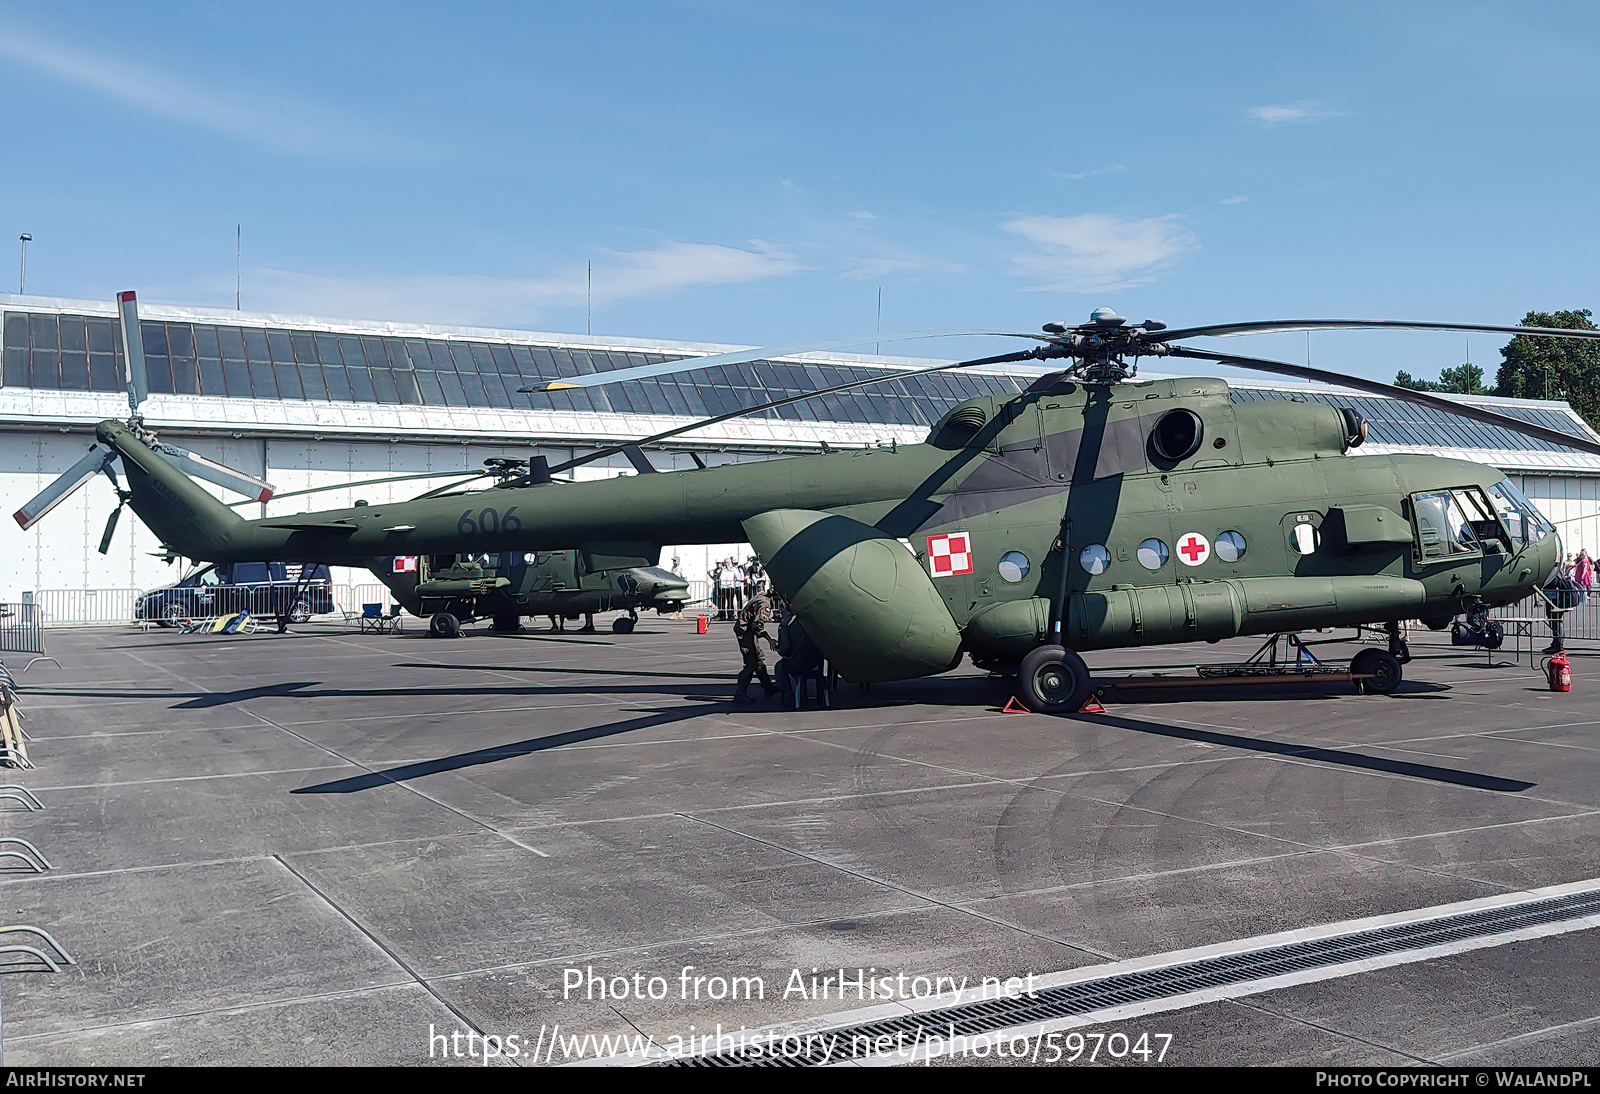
[1079,544,1111,575]
[997,551,1030,583]
[1137,539,1169,570]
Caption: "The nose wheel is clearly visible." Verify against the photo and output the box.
[1350,648,1403,694]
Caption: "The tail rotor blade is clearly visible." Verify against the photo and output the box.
[97,506,122,556]
[13,446,117,530]
[152,443,275,502]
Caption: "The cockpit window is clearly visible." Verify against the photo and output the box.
[1412,488,1497,559]
[1489,480,1553,546]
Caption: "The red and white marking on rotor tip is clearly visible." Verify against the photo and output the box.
[1176,532,1210,566]
[927,532,974,577]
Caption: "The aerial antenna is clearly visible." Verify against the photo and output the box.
[236,224,241,311]
[587,261,592,336]
[876,286,882,355]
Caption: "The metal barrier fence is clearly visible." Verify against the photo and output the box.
[23,585,366,627]
[1488,593,1600,644]
[20,589,141,628]
[0,602,45,654]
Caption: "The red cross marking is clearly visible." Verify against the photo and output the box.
[1179,537,1206,562]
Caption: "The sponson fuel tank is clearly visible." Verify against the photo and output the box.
[743,509,963,683]
[964,576,1427,656]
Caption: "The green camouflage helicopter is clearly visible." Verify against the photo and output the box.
[367,550,690,636]
[19,305,1600,712]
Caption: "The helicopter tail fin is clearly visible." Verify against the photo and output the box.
[94,420,248,561]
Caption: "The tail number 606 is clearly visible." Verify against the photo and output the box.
[457,507,521,536]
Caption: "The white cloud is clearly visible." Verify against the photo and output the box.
[0,24,406,156]
[849,211,878,220]
[839,255,967,281]
[1000,213,1197,293]
[1246,101,1346,127]
[1220,195,1249,205]
[199,241,806,327]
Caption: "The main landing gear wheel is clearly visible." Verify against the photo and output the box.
[430,612,461,639]
[1350,648,1403,695]
[611,616,636,634]
[1016,644,1094,714]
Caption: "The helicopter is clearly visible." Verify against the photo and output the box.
[366,549,690,636]
[18,303,1600,712]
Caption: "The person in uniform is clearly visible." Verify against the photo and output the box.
[733,592,779,700]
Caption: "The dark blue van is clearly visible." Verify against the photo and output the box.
[136,562,335,627]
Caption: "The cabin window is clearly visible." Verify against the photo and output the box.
[1489,481,1553,547]
[1216,531,1247,562]
[1079,544,1111,575]
[1411,488,1494,560]
[1136,539,1169,570]
[1292,523,1318,556]
[997,551,1030,583]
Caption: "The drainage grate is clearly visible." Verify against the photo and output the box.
[661,886,1600,1067]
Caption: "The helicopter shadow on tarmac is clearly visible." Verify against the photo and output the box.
[1068,710,1535,792]
[392,661,736,681]
[291,702,721,794]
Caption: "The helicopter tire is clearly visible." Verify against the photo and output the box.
[1482,621,1504,650]
[1017,644,1093,714]
[612,616,635,634]
[430,612,461,639]
[1351,648,1403,695]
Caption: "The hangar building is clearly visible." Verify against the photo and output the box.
[4,292,1599,618]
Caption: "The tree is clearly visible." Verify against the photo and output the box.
[1494,309,1600,430]
[1394,363,1489,395]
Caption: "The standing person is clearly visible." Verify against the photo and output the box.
[719,558,739,621]
[732,591,778,700]
[1576,549,1594,590]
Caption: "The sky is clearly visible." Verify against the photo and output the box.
[3,0,1600,386]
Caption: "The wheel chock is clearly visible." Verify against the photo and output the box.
[1002,696,1031,714]
[1078,695,1106,713]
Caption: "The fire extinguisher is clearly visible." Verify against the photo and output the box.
[1546,651,1572,693]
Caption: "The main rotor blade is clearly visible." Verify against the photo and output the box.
[151,443,275,502]
[226,467,510,507]
[519,329,1042,393]
[549,348,1041,474]
[12,445,117,530]
[1164,346,1600,457]
[117,291,148,417]
[1155,318,1600,344]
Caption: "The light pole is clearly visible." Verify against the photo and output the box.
[17,234,30,294]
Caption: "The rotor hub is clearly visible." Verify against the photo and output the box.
[1030,309,1172,382]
